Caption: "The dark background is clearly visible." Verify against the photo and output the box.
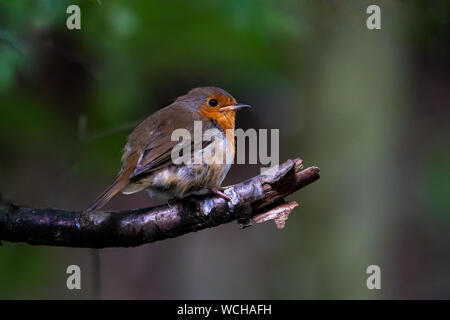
[1,0,449,299]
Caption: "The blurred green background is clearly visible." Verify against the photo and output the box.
[1,0,449,299]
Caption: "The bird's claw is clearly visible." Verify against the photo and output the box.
[209,188,231,201]
[167,198,178,207]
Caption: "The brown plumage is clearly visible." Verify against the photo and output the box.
[87,87,250,211]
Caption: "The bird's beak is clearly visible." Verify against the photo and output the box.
[221,103,251,112]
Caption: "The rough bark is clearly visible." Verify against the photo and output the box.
[0,158,320,248]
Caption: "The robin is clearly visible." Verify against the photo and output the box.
[87,87,251,211]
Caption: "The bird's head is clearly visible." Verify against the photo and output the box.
[176,87,251,131]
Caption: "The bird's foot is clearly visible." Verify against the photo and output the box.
[209,188,231,201]
[167,197,178,207]
[209,187,251,227]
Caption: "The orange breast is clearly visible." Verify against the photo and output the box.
[198,106,236,152]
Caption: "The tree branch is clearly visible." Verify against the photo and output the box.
[0,158,320,248]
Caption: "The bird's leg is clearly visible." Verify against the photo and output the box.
[167,197,179,207]
[209,187,231,201]
[218,185,232,191]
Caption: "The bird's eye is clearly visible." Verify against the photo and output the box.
[208,99,218,107]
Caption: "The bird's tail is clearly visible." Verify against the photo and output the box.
[86,174,130,212]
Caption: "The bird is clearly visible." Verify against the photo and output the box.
[87,86,251,211]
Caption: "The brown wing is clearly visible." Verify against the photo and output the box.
[125,104,202,180]
[87,103,201,211]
